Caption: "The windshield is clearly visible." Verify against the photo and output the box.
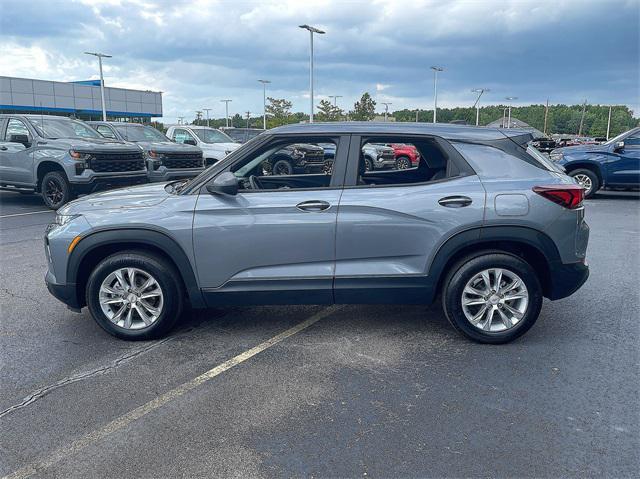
[604,128,638,145]
[192,128,234,144]
[29,118,102,139]
[115,125,168,142]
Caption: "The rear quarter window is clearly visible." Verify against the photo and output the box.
[452,142,555,180]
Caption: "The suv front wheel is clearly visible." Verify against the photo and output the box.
[86,251,183,340]
[442,253,543,344]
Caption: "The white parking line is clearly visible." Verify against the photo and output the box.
[3,306,341,479]
[0,210,52,219]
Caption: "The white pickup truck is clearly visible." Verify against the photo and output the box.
[165,125,241,166]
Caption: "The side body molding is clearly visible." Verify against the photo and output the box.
[67,228,205,309]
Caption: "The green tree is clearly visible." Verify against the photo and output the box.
[265,97,293,127]
[316,99,343,121]
[350,92,376,121]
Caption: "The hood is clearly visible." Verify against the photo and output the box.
[200,142,241,152]
[133,141,202,154]
[62,137,142,152]
[557,144,609,155]
[59,182,171,214]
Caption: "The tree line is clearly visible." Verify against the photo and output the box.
[168,92,638,137]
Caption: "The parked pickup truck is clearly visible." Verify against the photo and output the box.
[550,127,640,198]
[166,125,240,167]
[89,121,204,183]
[0,114,147,209]
[261,143,328,175]
[362,143,396,171]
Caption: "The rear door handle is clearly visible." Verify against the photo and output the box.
[0,146,7,151]
[438,196,472,208]
[296,200,331,212]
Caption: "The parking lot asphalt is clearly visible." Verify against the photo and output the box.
[0,189,638,478]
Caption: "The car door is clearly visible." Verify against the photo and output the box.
[607,131,640,185]
[192,134,349,305]
[0,118,36,186]
[334,134,486,303]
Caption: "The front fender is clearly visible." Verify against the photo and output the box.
[67,227,205,309]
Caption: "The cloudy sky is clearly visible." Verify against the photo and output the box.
[1,0,638,122]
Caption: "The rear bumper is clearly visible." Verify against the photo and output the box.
[547,261,589,300]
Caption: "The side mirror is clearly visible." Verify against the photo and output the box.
[206,171,238,196]
[614,141,625,152]
[184,138,197,146]
[9,134,30,148]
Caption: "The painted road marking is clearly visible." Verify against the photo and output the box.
[0,210,52,219]
[3,306,341,479]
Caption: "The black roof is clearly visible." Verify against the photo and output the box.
[268,121,532,141]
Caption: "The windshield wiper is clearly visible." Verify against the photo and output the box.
[171,179,190,194]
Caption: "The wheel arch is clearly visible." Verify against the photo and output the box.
[563,160,604,184]
[68,228,205,310]
[36,161,66,192]
[430,226,562,300]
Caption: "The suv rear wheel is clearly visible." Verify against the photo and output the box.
[86,251,183,340]
[41,171,73,209]
[442,253,543,344]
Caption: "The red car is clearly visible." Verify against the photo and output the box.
[388,143,420,169]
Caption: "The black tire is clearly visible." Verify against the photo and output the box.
[364,157,374,171]
[41,171,74,209]
[442,252,543,344]
[272,159,293,176]
[396,156,411,170]
[86,251,184,340]
[569,168,599,198]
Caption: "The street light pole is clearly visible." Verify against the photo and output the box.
[606,105,613,140]
[202,108,212,128]
[471,88,489,126]
[381,102,392,122]
[258,80,271,130]
[220,99,232,128]
[505,97,517,128]
[84,52,112,121]
[299,24,325,123]
[430,66,444,123]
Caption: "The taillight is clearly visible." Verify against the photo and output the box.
[533,185,584,209]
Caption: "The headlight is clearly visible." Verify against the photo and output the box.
[549,151,564,162]
[69,150,91,160]
[54,214,80,226]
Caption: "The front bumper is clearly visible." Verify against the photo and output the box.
[70,172,148,194]
[547,261,589,300]
[45,270,81,310]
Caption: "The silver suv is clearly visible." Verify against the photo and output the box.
[0,115,147,209]
[45,123,590,344]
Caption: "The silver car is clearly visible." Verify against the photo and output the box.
[45,122,589,343]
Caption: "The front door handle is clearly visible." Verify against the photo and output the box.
[438,196,472,208]
[296,200,331,212]
[0,146,7,151]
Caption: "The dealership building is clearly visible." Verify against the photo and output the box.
[0,76,162,121]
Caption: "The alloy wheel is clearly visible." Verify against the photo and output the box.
[573,173,592,193]
[396,157,411,169]
[99,267,164,330]
[44,178,64,206]
[461,268,529,332]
